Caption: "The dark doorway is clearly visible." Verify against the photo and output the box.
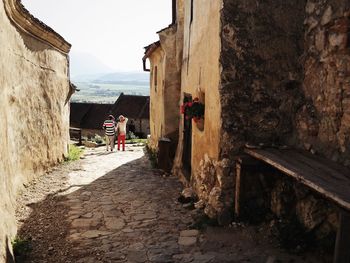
[182,94,192,180]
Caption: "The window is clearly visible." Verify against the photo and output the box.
[154,66,158,92]
[190,0,194,24]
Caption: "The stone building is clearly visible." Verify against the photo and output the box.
[143,41,165,148]
[0,0,71,261]
[111,93,150,138]
[143,0,184,168]
[70,94,150,138]
[146,0,350,231]
[70,102,113,137]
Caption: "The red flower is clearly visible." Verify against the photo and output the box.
[180,105,185,114]
[187,102,193,107]
[185,116,190,120]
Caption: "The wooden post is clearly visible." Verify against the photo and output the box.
[78,129,82,145]
[235,161,242,219]
[172,0,177,24]
[334,210,350,263]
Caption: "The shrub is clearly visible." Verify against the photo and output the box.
[65,144,84,162]
[12,236,32,262]
[145,144,158,168]
[127,131,137,140]
[93,134,104,144]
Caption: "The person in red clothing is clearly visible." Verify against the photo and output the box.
[116,115,128,151]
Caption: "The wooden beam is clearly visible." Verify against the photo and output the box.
[234,161,242,219]
[334,210,350,263]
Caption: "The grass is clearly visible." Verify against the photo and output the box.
[65,144,84,162]
[12,236,32,262]
[125,138,147,144]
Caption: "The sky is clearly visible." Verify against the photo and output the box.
[22,0,172,74]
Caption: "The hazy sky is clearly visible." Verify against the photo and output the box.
[22,0,171,73]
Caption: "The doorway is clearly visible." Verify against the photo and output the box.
[182,94,192,180]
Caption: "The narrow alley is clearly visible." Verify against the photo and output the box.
[15,145,329,263]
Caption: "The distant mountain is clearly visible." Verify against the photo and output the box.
[69,51,114,78]
[69,51,150,85]
[71,73,106,82]
[94,72,149,85]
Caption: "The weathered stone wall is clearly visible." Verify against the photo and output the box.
[217,0,349,230]
[219,0,350,160]
[297,0,350,163]
[205,0,307,224]
[220,0,306,157]
[172,0,349,226]
[0,1,70,261]
[240,167,338,246]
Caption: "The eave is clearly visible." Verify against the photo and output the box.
[3,0,71,55]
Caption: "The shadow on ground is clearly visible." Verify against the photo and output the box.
[16,155,333,263]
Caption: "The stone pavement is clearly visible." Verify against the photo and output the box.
[18,145,328,263]
[63,146,195,263]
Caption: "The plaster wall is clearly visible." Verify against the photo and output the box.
[148,47,166,149]
[220,0,306,157]
[159,26,181,143]
[0,1,70,260]
[172,0,229,221]
[174,0,222,173]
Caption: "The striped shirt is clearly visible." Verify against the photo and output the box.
[103,120,116,136]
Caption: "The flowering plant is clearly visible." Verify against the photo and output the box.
[180,97,205,123]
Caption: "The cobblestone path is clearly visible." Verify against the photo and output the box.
[17,146,327,263]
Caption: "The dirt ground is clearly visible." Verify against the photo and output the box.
[15,145,333,263]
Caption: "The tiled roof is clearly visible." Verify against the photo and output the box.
[143,41,161,60]
[111,93,150,120]
[70,94,149,130]
[70,103,93,127]
[5,0,71,53]
[80,104,113,130]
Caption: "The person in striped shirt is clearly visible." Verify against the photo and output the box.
[102,115,116,151]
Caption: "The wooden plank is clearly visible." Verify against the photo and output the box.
[69,127,81,131]
[334,210,350,263]
[283,150,350,182]
[273,151,349,193]
[246,149,350,208]
[244,148,350,211]
[234,161,242,218]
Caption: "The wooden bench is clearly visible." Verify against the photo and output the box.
[235,147,350,263]
[69,127,82,145]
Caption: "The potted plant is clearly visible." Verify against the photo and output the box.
[180,97,205,130]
